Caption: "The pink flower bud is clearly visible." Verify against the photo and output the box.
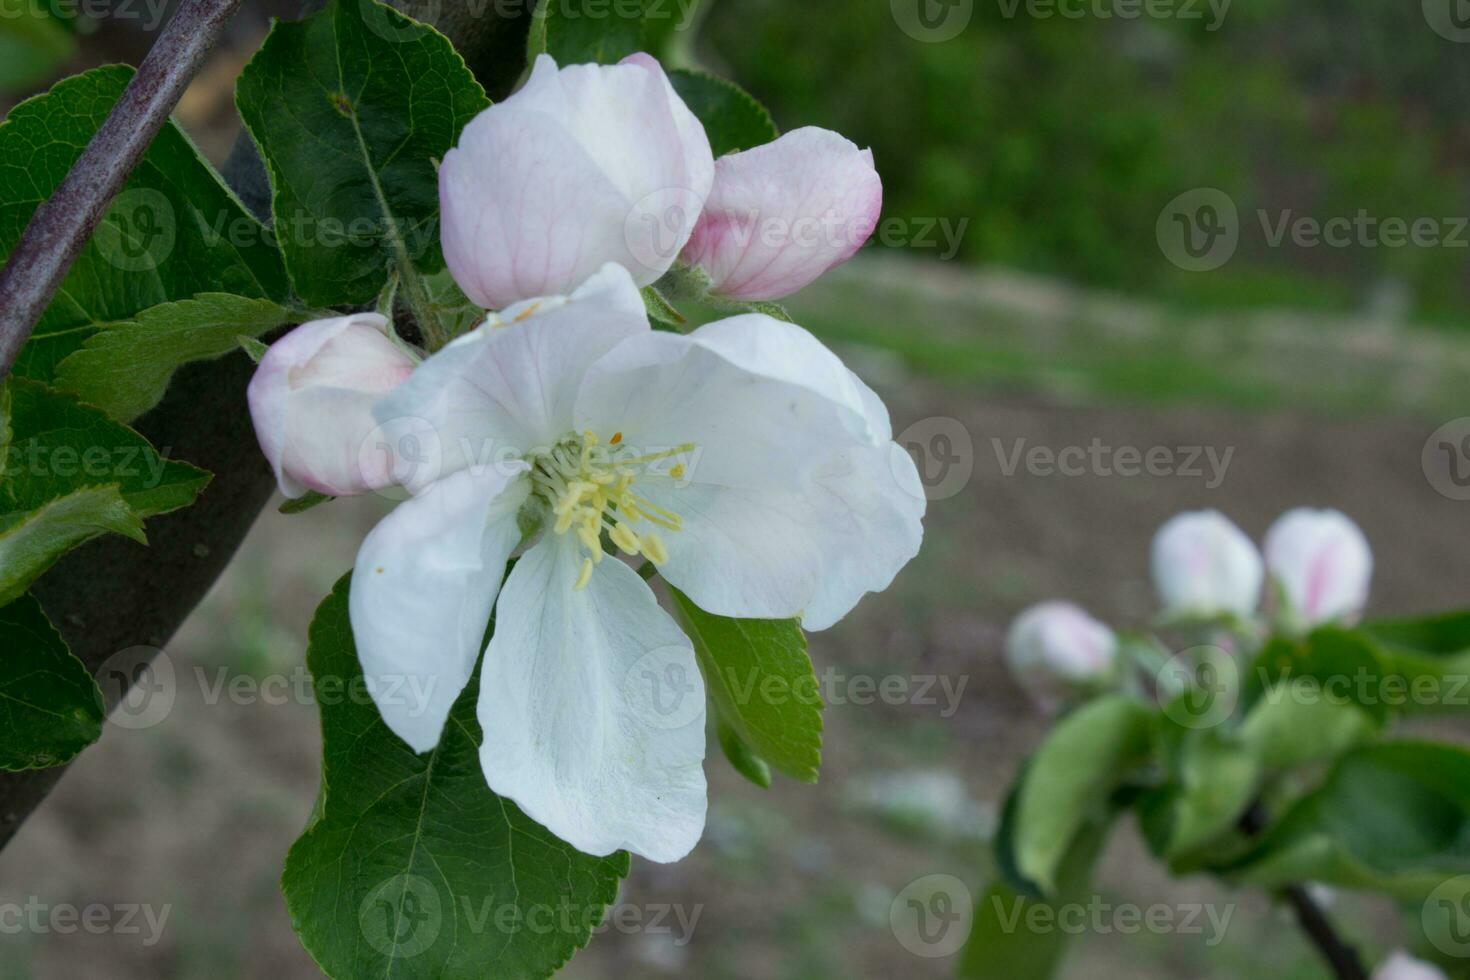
[1372,951,1447,980]
[1264,508,1372,626]
[681,127,882,301]
[247,313,415,498]
[1005,601,1117,708]
[439,53,714,310]
[1151,510,1263,618]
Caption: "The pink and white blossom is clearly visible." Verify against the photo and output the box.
[1264,508,1372,626]
[1004,601,1118,708]
[1151,510,1263,618]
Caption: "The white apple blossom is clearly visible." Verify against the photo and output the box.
[680,127,883,300]
[1264,507,1372,626]
[438,52,713,310]
[1151,509,1263,619]
[1372,951,1447,980]
[343,263,924,862]
[1004,601,1117,709]
[246,312,416,498]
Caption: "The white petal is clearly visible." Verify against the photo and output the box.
[439,54,713,308]
[479,538,707,862]
[349,463,530,753]
[1151,510,1263,618]
[682,127,882,300]
[1264,508,1373,625]
[372,264,649,491]
[574,314,924,627]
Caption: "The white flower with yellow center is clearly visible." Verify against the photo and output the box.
[346,263,924,862]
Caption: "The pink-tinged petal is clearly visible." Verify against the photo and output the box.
[681,127,882,301]
[246,313,415,498]
[1264,508,1372,626]
[1150,510,1263,618]
[439,54,713,309]
[1005,601,1118,710]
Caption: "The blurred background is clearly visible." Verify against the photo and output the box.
[2,0,1470,977]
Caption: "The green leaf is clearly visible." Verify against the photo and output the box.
[0,593,104,770]
[1244,628,1391,723]
[0,65,288,380]
[1220,741,1470,899]
[422,267,485,342]
[0,378,209,604]
[279,490,333,515]
[0,0,74,95]
[528,0,696,66]
[670,587,822,783]
[715,719,771,789]
[1362,612,1470,712]
[1145,728,1260,861]
[235,0,489,308]
[283,575,628,979]
[1011,695,1152,894]
[961,816,1114,980]
[667,69,778,157]
[1238,679,1377,770]
[54,294,304,422]
[640,285,685,330]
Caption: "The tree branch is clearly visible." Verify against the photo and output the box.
[0,1,531,849]
[0,0,245,380]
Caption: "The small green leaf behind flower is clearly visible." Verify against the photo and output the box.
[282,575,628,980]
[670,587,822,785]
[0,593,104,771]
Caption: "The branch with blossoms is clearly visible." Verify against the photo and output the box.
[965,508,1470,980]
[0,0,924,975]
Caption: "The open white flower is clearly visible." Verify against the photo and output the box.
[347,263,924,862]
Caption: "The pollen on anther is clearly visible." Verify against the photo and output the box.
[574,557,594,590]
[610,432,623,444]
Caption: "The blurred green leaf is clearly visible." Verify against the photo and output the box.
[528,0,696,65]
[670,587,821,783]
[0,593,103,771]
[0,0,73,95]
[1244,629,1391,723]
[963,811,1114,979]
[1011,695,1153,894]
[282,574,628,979]
[1362,613,1470,713]
[668,68,778,157]
[715,719,771,788]
[0,379,209,605]
[55,294,303,422]
[0,66,288,380]
[1220,741,1470,899]
[1147,728,1261,861]
[236,0,487,307]
[1238,679,1377,770]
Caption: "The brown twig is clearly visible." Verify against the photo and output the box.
[1239,803,1369,980]
[0,0,244,381]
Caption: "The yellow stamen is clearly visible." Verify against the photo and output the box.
[574,557,594,590]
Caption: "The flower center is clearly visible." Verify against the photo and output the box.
[529,430,691,590]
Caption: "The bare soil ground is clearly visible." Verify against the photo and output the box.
[3,337,1467,979]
